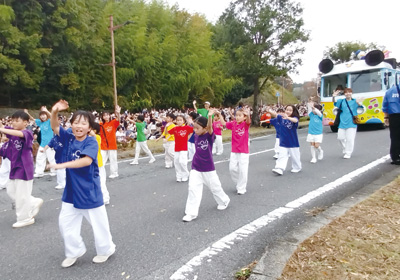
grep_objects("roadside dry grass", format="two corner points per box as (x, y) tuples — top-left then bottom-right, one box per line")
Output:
(278, 176), (400, 280)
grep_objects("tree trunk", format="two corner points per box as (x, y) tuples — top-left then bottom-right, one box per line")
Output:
(252, 78), (260, 126)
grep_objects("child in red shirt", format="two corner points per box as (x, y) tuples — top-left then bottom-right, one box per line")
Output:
(168, 115), (193, 182)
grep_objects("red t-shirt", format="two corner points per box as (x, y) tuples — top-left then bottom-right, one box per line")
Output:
(260, 113), (271, 123)
(99, 119), (120, 150)
(168, 125), (193, 152)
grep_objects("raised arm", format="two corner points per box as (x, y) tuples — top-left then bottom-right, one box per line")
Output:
(207, 109), (214, 134)
(244, 107), (251, 125)
(24, 109), (36, 121)
(115, 105), (121, 121)
(217, 111), (226, 126)
(0, 122), (24, 138)
(268, 109), (277, 118)
(193, 100), (198, 112)
(51, 100), (69, 136)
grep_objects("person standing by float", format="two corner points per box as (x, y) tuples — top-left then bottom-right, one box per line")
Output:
(382, 84), (400, 165)
(332, 88), (364, 159)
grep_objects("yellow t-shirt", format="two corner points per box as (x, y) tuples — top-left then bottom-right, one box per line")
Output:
(162, 123), (176, 142)
(95, 135), (103, 167)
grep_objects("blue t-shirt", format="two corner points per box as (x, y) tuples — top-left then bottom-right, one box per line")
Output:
(191, 132), (215, 172)
(308, 112), (323, 135)
(276, 115), (299, 148)
(58, 127), (103, 209)
(382, 85), (400, 114)
(35, 119), (54, 147)
(334, 99), (359, 129)
(47, 135), (64, 164)
(270, 117), (281, 138)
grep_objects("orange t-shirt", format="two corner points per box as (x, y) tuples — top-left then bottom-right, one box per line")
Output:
(99, 119), (120, 150)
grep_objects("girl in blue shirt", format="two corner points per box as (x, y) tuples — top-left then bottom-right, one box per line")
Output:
(269, 105), (302, 175)
(48, 100), (115, 268)
(307, 99), (324, 163)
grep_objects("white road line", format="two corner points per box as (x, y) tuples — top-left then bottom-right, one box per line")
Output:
(169, 154), (390, 280)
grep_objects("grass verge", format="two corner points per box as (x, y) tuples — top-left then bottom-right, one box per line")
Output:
(278, 176), (400, 279)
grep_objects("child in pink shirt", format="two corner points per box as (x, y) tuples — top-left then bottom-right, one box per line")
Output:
(224, 108), (251, 195)
(212, 111), (224, 155)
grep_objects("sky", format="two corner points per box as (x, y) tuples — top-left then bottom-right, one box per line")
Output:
(164, 0), (400, 83)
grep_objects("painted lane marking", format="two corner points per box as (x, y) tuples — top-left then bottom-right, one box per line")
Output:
(169, 154), (390, 280)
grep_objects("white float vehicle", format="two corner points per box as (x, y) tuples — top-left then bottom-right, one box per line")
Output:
(318, 50), (400, 132)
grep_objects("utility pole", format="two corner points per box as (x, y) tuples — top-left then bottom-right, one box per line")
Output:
(108, 16), (134, 110)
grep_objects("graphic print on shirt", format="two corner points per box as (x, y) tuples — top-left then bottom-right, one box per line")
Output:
(282, 119), (293, 129)
(13, 139), (23, 151)
(236, 127), (245, 137)
(198, 140), (209, 150)
(106, 126), (113, 133)
(179, 130), (187, 137)
(72, 150), (81, 160)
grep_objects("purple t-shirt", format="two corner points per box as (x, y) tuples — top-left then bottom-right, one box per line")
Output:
(0, 129), (34, 180)
(191, 132), (215, 172)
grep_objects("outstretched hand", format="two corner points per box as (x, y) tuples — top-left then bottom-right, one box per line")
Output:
(52, 100), (69, 112)
(115, 105), (121, 114)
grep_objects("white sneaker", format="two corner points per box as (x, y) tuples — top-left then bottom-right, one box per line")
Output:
(176, 178), (182, 182)
(237, 190), (246, 195)
(50, 172), (57, 177)
(61, 249), (86, 268)
(216, 153), (223, 155)
(13, 218), (35, 228)
(182, 215), (197, 222)
(291, 169), (301, 173)
(272, 168), (283, 175)
(149, 158), (156, 164)
(92, 247), (115, 264)
(55, 185), (64, 190)
(130, 161), (138, 165)
(181, 178), (188, 182)
(273, 154), (279, 159)
(343, 154), (351, 159)
(31, 198), (44, 218)
(217, 198), (230, 210)
(109, 174), (119, 179)
(318, 150), (324, 160)
(34, 173), (44, 178)
(310, 158), (317, 163)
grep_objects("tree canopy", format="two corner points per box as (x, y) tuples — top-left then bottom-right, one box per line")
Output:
(323, 41), (378, 64)
(212, 0), (309, 124)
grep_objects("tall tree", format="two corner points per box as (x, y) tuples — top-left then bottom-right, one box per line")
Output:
(213, 0), (309, 124)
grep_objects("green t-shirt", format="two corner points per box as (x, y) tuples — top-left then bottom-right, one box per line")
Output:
(136, 122), (147, 142)
(197, 108), (208, 118)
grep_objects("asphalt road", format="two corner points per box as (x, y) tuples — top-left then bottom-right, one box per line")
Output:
(0, 125), (396, 280)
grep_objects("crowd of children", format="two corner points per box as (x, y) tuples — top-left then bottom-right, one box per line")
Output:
(0, 97), (334, 267)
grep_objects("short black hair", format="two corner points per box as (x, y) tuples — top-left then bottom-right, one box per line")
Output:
(194, 116), (208, 128)
(70, 110), (95, 129)
(92, 122), (100, 134)
(189, 112), (198, 120)
(166, 113), (176, 120)
(137, 115), (144, 122)
(11, 110), (30, 121)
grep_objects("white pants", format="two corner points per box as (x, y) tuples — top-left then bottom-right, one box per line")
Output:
(188, 142), (195, 162)
(7, 179), (41, 222)
(101, 150), (118, 177)
(133, 141), (155, 163)
(0, 157), (11, 189)
(337, 127), (357, 156)
(174, 151), (189, 180)
(59, 202), (115, 258)
(35, 147), (56, 175)
(275, 147), (302, 171)
(163, 141), (175, 168)
(229, 153), (249, 194)
(56, 168), (66, 187)
(185, 170), (230, 217)
(212, 135), (223, 155)
(274, 138), (280, 155)
(99, 166), (110, 204)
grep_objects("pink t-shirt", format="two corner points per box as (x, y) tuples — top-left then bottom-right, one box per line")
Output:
(212, 121), (223, 136)
(225, 121), (250, 153)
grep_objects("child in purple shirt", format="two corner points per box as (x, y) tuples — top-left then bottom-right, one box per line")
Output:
(0, 110), (43, 228)
(183, 109), (230, 222)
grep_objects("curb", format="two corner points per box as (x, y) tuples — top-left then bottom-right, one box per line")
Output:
(249, 167), (400, 280)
